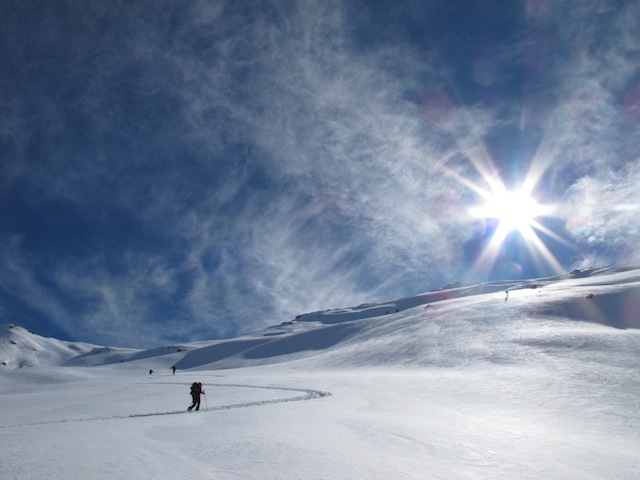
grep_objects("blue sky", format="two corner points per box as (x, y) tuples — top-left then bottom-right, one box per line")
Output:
(1, 0), (639, 348)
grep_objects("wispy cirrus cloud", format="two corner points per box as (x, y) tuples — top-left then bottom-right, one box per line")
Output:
(1, 0), (639, 347)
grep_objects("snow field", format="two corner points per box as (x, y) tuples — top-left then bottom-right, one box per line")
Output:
(1, 268), (640, 479)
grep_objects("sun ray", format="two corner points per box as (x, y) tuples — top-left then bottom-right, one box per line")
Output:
(435, 140), (573, 280)
(519, 224), (567, 273)
(438, 163), (489, 198)
(461, 143), (506, 196)
(471, 222), (511, 274)
(529, 219), (575, 250)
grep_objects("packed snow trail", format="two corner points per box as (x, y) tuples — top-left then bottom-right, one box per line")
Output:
(0, 382), (331, 429)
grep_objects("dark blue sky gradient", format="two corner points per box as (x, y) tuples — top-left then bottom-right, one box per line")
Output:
(1, 0), (639, 347)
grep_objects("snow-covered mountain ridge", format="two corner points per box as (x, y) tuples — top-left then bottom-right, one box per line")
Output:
(0, 324), (95, 369)
(0, 324), (200, 370)
(2, 266), (639, 371)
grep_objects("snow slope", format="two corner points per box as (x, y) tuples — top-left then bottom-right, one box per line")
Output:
(0, 324), (100, 368)
(1, 267), (639, 479)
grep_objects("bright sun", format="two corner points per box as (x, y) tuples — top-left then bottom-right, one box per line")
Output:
(469, 190), (546, 234)
(437, 141), (571, 278)
(465, 185), (566, 276)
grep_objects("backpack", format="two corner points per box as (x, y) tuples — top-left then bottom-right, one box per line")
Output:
(190, 382), (199, 395)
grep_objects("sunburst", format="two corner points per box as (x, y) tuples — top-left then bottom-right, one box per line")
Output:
(469, 189), (549, 235)
(439, 143), (572, 278)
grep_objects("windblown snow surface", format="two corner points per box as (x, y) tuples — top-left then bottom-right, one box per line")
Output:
(1, 267), (639, 479)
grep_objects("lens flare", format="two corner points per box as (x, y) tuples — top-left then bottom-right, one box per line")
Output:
(438, 141), (573, 280)
(469, 189), (549, 234)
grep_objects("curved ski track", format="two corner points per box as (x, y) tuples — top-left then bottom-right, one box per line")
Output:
(0, 383), (332, 429)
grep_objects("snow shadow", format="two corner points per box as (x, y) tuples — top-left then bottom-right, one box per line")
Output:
(176, 339), (271, 369)
(242, 323), (360, 359)
(529, 288), (640, 329)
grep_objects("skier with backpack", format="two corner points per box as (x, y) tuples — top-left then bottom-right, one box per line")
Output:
(188, 382), (205, 411)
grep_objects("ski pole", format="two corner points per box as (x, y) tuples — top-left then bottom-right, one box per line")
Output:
(204, 392), (208, 410)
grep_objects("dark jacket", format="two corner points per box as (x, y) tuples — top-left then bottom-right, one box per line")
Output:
(190, 382), (204, 397)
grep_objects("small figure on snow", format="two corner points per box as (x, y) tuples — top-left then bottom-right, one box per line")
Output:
(188, 382), (205, 411)
(171, 365), (177, 375)
(149, 369), (154, 375)
(505, 290), (509, 302)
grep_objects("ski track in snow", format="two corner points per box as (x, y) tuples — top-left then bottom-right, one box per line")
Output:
(0, 382), (332, 429)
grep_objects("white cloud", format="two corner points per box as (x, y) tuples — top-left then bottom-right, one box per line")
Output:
(2, 0), (640, 346)
(563, 171), (640, 263)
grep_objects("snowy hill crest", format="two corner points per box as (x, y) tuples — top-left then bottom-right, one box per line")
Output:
(2, 267), (640, 371)
(0, 324), (94, 368)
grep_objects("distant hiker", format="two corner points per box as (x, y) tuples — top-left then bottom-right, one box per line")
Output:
(505, 290), (509, 302)
(188, 382), (205, 411)
(171, 365), (177, 375)
(149, 369), (154, 375)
